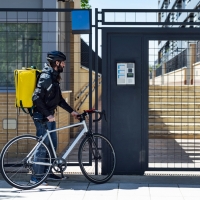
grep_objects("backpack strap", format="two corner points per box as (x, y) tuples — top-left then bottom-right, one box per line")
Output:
(20, 100), (34, 116)
(36, 71), (52, 88)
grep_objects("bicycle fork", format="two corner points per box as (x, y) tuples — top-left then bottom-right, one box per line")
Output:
(87, 133), (102, 175)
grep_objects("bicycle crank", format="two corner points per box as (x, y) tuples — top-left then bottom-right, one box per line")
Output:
(52, 158), (67, 173)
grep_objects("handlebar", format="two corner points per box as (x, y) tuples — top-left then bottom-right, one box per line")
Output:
(77, 109), (107, 122)
(33, 109), (106, 124)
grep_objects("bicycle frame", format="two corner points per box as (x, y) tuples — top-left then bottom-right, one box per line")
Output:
(27, 119), (88, 166)
(0, 109), (116, 190)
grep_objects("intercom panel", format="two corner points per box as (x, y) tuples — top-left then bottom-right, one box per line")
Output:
(117, 63), (135, 85)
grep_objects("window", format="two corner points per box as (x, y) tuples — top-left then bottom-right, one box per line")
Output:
(0, 23), (42, 88)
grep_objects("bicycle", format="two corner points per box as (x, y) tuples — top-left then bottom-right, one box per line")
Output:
(0, 109), (116, 190)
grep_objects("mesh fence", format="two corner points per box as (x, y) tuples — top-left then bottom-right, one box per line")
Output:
(149, 40), (200, 169)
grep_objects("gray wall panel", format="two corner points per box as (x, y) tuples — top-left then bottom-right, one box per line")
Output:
(1, 0), (42, 8)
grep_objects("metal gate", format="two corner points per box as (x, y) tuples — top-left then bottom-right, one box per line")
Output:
(1, 7), (200, 173)
(95, 8), (200, 173)
(148, 34), (200, 171)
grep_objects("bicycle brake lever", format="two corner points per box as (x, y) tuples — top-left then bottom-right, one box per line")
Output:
(93, 110), (107, 122)
(93, 111), (101, 122)
(102, 110), (107, 122)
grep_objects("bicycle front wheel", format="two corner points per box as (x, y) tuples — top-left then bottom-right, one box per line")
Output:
(78, 133), (116, 184)
(0, 135), (51, 190)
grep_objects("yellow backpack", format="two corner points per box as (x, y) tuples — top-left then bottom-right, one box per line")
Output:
(14, 67), (41, 115)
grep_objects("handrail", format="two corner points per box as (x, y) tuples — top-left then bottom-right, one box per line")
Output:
(75, 80), (95, 101)
(76, 87), (95, 111)
(76, 80), (102, 111)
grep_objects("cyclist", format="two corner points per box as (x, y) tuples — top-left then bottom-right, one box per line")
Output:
(30, 50), (79, 185)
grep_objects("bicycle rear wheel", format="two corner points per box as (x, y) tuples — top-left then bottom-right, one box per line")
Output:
(0, 135), (51, 190)
(78, 133), (116, 184)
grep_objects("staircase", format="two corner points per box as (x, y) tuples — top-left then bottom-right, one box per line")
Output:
(149, 85), (200, 139)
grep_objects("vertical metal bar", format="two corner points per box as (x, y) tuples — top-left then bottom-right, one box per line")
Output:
(95, 8), (99, 175)
(16, 11), (19, 138)
(102, 10), (105, 23)
(95, 8), (99, 131)
(6, 11), (8, 144)
(89, 9), (93, 130)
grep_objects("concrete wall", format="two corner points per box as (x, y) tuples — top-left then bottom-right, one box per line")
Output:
(0, 0), (42, 8)
(193, 62), (200, 85)
(149, 67), (187, 85)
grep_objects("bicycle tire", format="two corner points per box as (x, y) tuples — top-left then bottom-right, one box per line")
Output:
(0, 135), (51, 190)
(78, 133), (116, 184)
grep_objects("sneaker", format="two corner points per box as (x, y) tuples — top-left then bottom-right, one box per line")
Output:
(46, 173), (65, 181)
(30, 177), (48, 186)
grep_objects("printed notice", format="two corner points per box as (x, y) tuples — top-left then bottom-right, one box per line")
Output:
(117, 63), (126, 84)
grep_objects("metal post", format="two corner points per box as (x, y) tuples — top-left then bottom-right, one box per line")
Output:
(95, 8), (99, 133)
(89, 9), (93, 130)
(94, 8), (99, 175)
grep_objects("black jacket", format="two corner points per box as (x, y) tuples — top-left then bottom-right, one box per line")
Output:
(32, 63), (74, 117)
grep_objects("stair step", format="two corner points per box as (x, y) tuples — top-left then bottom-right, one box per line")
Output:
(149, 130), (200, 134)
(149, 92), (200, 96)
(149, 102), (200, 109)
(149, 96), (200, 102)
(149, 130), (200, 138)
(149, 122), (200, 131)
(149, 116), (200, 123)
(149, 85), (200, 90)
(149, 109), (200, 116)
(148, 86), (200, 137)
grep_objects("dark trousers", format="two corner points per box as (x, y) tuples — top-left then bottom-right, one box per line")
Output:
(32, 112), (57, 178)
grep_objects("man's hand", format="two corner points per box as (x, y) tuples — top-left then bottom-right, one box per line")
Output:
(47, 115), (55, 122)
(71, 111), (79, 119)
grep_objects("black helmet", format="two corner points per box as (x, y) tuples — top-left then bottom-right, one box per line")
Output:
(47, 51), (66, 62)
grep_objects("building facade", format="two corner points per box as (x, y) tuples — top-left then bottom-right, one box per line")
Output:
(157, 0), (200, 85)
(0, 0), (99, 155)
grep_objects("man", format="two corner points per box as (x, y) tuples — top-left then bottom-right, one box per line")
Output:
(30, 51), (78, 185)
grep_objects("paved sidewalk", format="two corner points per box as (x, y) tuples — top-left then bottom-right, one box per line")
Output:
(1, 172), (200, 200)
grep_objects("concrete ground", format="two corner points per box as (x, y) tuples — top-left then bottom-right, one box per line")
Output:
(1, 172), (200, 200)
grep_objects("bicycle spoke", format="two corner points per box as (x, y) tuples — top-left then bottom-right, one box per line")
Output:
(0, 135), (51, 190)
(78, 133), (116, 184)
